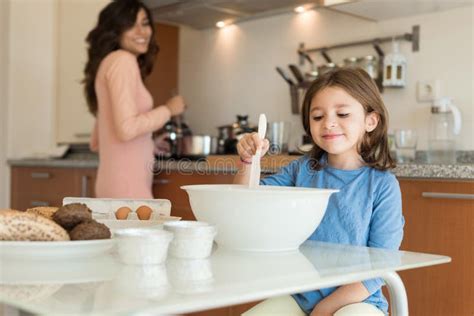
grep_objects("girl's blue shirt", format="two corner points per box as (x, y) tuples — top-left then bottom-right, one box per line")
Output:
(260, 155), (404, 314)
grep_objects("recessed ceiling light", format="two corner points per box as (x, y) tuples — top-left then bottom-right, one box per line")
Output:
(294, 6), (306, 13)
(216, 21), (226, 28)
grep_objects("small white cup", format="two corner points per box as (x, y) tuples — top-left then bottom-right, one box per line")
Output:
(114, 228), (173, 265)
(163, 221), (217, 259)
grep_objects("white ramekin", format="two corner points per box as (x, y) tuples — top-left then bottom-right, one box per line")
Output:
(114, 228), (173, 265)
(163, 221), (217, 259)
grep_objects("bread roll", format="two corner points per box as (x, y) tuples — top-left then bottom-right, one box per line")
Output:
(0, 210), (70, 241)
(26, 206), (59, 220)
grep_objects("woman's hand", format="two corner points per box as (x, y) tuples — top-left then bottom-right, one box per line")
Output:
(153, 133), (171, 155)
(165, 95), (186, 116)
(237, 132), (270, 163)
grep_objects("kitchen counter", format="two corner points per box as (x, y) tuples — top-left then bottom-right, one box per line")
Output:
(0, 241), (450, 315)
(8, 153), (474, 180)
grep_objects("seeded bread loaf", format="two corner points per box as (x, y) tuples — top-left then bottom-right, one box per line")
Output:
(0, 209), (70, 241)
(26, 207), (59, 220)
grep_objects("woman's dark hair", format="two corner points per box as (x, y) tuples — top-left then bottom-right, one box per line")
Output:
(301, 68), (395, 171)
(83, 0), (159, 116)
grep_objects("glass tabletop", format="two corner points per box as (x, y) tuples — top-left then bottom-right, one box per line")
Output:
(0, 240), (450, 315)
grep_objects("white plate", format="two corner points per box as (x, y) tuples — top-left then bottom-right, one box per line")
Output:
(0, 239), (115, 260)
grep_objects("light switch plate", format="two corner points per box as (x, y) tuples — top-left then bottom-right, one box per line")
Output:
(417, 80), (441, 102)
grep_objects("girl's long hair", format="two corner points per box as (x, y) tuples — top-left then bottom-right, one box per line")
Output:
(301, 68), (395, 171)
(83, 0), (159, 116)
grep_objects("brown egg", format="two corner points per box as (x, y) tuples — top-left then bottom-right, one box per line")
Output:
(115, 206), (132, 220)
(136, 205), (153, 220)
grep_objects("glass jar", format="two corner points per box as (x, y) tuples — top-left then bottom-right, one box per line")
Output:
(343, 57), (359, 68)
(359, 55), (378, 79)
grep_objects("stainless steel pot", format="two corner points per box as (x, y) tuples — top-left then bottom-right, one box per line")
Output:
(181, 135), (218, 156)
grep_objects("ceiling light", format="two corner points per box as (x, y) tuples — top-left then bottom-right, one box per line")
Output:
(294, 4), (316, 13)
(216, 21), (226, 28)
(294, 6), (306, 13)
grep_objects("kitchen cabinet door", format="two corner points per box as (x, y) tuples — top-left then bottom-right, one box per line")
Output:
(75, 168), (97, 199)
(398, 179), (474, 316)
(10, 167), (97, 210)
(153, 171), (234, 220)
(144, 23), (179, 107)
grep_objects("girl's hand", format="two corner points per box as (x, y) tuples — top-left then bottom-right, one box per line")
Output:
(165, 95), (186, 116)
(237, 132), (270, 163)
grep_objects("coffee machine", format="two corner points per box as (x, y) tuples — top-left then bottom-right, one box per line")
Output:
(217, 115), (256, 154)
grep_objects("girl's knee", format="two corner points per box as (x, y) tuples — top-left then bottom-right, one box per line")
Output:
(242, 295), (305, 316)
(334, 303), (384, 316)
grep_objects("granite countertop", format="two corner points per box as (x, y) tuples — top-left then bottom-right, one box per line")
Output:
(7, 152), (474, 180)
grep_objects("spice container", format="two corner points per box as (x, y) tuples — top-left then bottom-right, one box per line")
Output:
(114, 228), (173, 265)
(164, 221), (217, 259)
(383, 40), (407, 87)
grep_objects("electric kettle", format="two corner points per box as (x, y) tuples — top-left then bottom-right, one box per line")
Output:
(427, 97), (461, 164)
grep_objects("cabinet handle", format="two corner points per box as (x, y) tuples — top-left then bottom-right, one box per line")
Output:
(81, 175), (88, 197)
(74, 133), (91, 138)
(153, 179), (171, 185)
(31, 172), (51, 179)
(30, 200), (50, 207)
(421, 192), (474, 200)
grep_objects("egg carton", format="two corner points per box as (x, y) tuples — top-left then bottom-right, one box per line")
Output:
(62, 197), (172, 220)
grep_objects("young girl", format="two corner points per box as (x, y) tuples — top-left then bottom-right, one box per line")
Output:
(235, 68), (404, 316)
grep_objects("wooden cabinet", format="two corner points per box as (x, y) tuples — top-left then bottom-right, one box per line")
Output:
(10, 167), (96, 210)
(144, 23), (179, 107)
(152, 171), (234, 220)
(398, 179), (474, 316)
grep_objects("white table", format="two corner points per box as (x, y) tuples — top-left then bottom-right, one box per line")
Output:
(0, 241), (450, 316)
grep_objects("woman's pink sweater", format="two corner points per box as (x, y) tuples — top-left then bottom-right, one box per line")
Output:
(90, 50), (171, 198)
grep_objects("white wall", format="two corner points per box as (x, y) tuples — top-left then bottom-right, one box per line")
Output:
(7, 0), (56, 159)
(0, 0), (9, 208)
(3, 0), (57, 208)
(179, 6), (474, 150)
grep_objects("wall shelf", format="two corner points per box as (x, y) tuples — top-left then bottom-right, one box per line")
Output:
(296, 25), (419, 93)
(298, 25), (420, 64)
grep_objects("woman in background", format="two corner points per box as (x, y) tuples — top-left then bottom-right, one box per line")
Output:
(84, 0), (185, 198)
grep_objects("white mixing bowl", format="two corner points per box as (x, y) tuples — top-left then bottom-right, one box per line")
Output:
(181, 185), (338, 252)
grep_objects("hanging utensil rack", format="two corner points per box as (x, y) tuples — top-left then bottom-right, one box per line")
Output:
(297, 25), (420, 92)
(298, 25), (419, 63)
